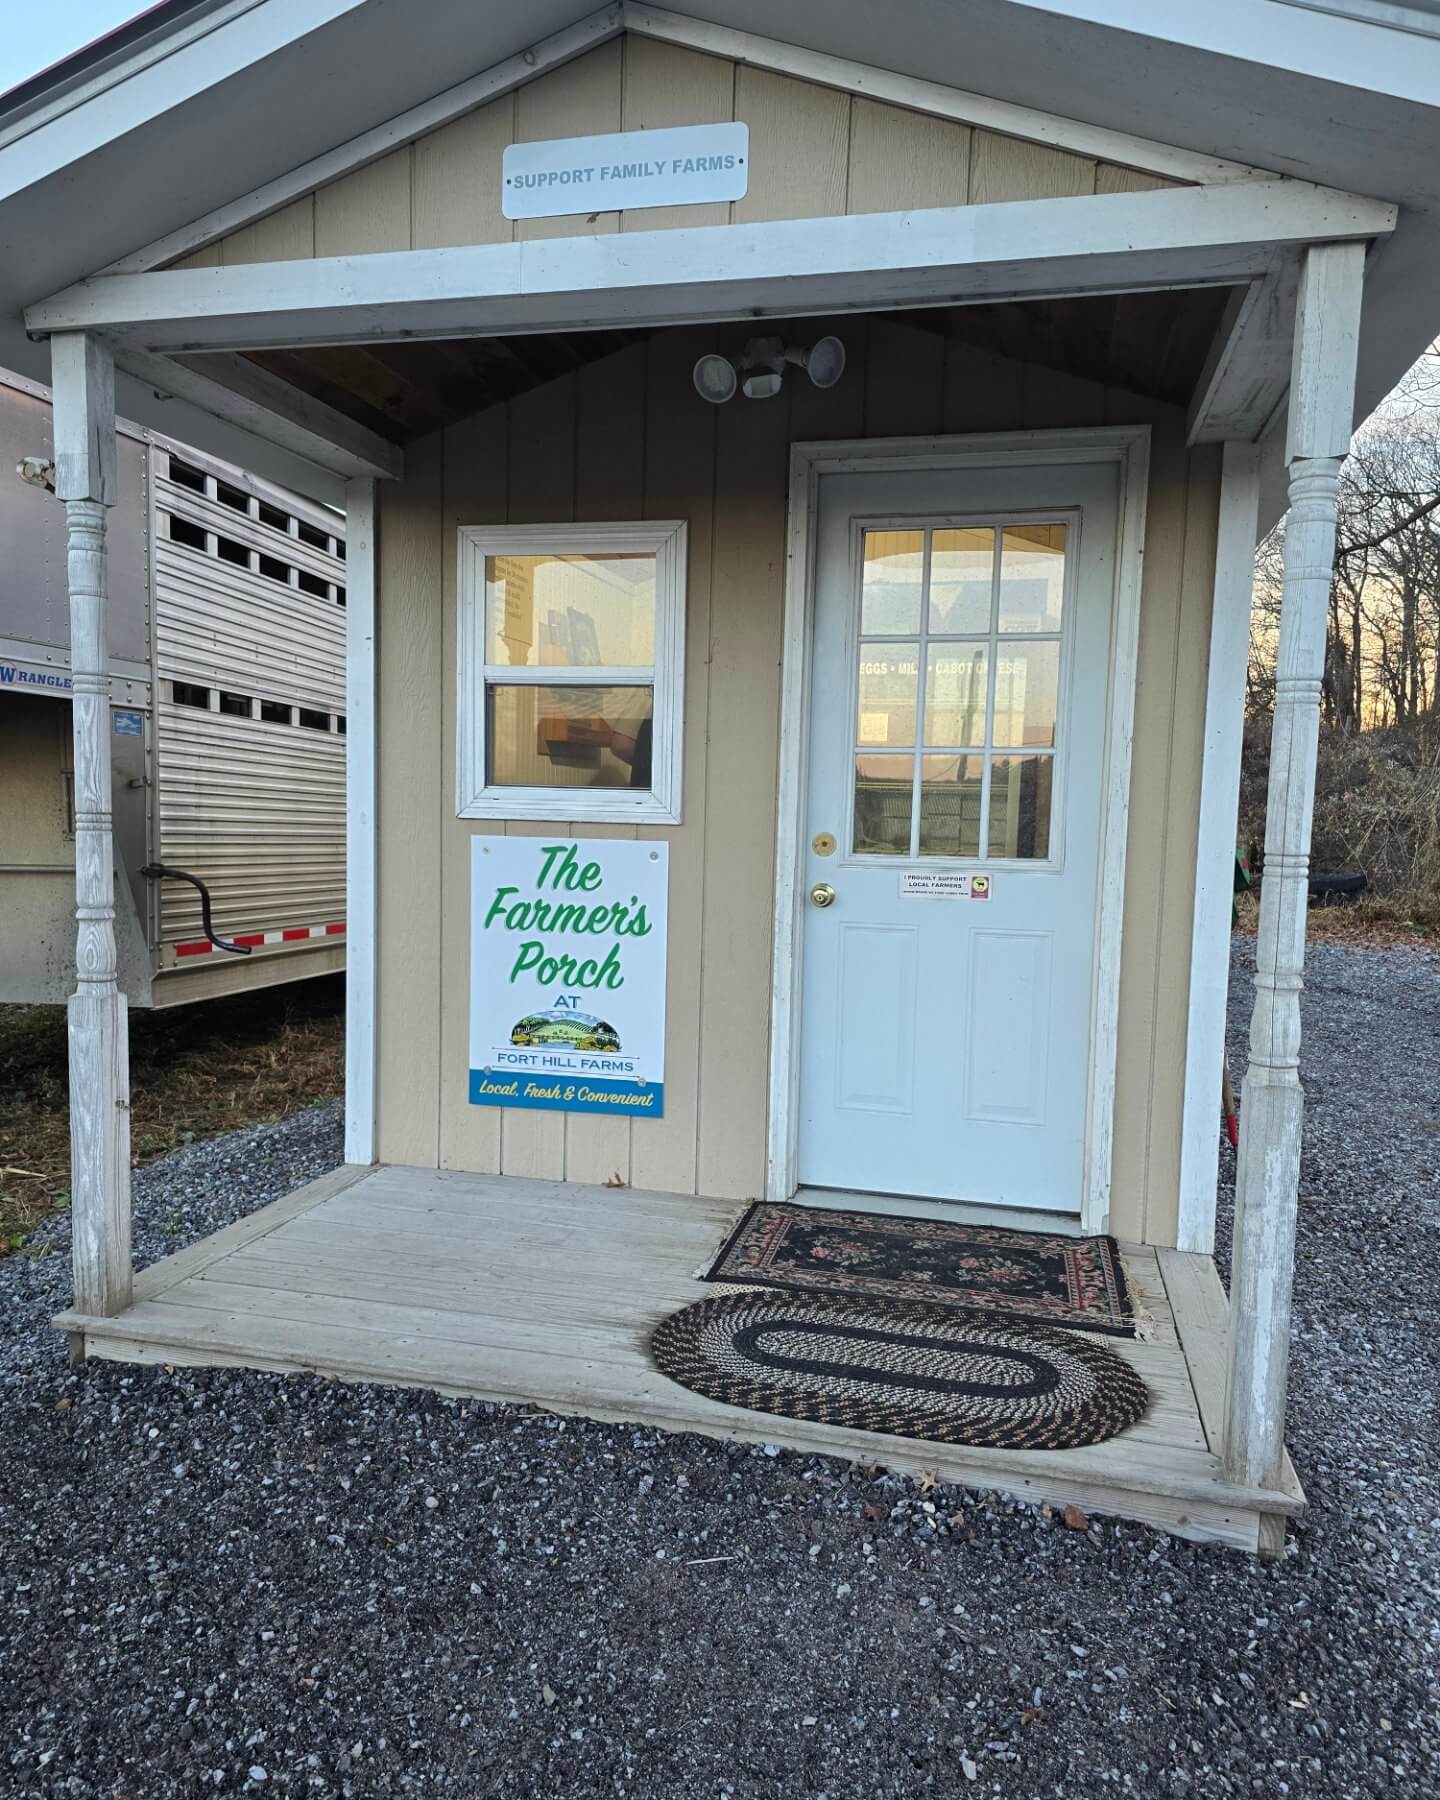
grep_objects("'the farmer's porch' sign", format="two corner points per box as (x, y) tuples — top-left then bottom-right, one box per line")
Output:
(469, 838), (669, 1117)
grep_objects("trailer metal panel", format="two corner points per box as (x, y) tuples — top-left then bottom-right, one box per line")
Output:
(0, 371), (346, 1007)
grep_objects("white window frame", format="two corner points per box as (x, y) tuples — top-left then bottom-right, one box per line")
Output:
(456, 520), (687, 823)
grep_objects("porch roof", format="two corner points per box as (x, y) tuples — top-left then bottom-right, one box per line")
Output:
(1, 0), (1439, 503)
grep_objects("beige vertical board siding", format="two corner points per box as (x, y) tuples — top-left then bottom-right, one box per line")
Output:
(864, 316), (946, 438)
(363, 326), (1217, 1243)
(0, 698), (70, 860)
(1141, 443), (1221, 1244)
(970, 130), (1096, 202)
(789, 316), (868, 444)
(497, 373), (577, 1180)
(375, 433), (443, 1166)
(621, 38), (735, 231)
(221, 197), (315, 265)
(564, 343), (649, 1186)
(197, 42), (1183, 267)
(314, 148), (412, 255)
(413, 98), (516, 249)
(631, 326), (719, 1194)
(170, 246), (220, 268)
(1021, 358), (1109, 432)
(1096, 166), (1175, 195)
(1109, 421), (1190, 1242)
(943, 339), (1026, 433)
(515, 38), (623, 242)
(732, 67), (848, 224)
(438, 406), (507, 1175)
(846, 98), (971, 215)
(695, 382), (791, 1199)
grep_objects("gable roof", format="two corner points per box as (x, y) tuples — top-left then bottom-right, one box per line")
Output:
(2, 0), (1437, 500)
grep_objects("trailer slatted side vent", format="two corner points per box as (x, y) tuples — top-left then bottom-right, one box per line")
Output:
(173, 682), (210, 709)
(155, 444), (346, 978)
(168, 459), (206, 494)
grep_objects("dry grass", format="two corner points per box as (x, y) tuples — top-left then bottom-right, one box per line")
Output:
(0, 976), (344, 1251)
(1240, 716), (1440, 935)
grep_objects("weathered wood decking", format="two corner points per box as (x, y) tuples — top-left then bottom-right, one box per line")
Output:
(55, 1165), (1305, 1554)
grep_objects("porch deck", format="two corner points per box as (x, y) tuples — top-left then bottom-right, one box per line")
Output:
(55, 1165), (1304, 1554)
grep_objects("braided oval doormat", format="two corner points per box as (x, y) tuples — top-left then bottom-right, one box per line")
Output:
(651, 1293), (1149, 1451)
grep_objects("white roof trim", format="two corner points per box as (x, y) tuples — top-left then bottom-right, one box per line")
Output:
(102, 4), (626, 275)
(98, 0), (1268, 282)
(627, 4), (1265, 184)
(28, 181), (1396, 353)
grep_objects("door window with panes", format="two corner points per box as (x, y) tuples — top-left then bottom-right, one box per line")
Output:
(849, 519), (1072, 863)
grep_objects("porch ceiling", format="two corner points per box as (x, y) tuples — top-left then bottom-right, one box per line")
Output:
(221, 288), (1234, 446)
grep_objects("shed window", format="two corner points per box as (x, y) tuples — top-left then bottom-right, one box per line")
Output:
(457, 522), (686, 824)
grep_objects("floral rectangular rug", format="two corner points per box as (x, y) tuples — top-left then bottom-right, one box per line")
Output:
(700, 1201), (1138, 1337)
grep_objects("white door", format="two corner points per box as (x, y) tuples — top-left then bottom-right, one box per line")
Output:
(795, 458), (1121, 1213)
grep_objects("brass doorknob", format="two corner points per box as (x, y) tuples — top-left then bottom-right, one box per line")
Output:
(810, 882), (837, 908)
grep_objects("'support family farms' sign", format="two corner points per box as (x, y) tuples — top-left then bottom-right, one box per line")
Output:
(469, 837), (669, 1118)
(501, 122), (748, 220)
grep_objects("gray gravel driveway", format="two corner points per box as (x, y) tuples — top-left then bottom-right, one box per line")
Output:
(2, 936), (1437, 1798)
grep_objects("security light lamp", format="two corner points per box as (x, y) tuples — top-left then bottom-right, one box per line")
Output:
(691, 333), (848, 404)
(692, 352), (738, 404)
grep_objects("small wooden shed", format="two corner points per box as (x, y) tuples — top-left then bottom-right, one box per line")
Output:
(5, 0), (1438, 1553)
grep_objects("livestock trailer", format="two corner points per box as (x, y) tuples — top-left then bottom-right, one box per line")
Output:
(0, 369), (346, 1006)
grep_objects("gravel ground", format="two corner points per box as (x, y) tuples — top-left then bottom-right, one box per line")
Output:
(2, 940), (1437, 1800)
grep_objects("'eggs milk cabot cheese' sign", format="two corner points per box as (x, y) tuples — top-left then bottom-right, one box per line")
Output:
(469, 838), (669, 1118)
(501, 122), (748, 220)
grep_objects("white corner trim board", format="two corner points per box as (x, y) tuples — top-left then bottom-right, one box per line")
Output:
(343, 476), (378, 1166)
(27, 182), (1397, 355)
(1178, 439), (1261, 1254)
(766, 427), (1151, 1235)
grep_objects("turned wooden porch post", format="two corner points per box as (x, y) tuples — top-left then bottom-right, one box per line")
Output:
(51, 332), (132, 1318)
(1223, 242), (1364, 1494)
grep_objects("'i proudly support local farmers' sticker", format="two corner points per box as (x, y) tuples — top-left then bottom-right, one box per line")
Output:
(468, 838), (669, 1118)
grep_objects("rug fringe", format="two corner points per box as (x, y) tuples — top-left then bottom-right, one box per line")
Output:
(1115, 1246), (1157, 1343)
(691, 1201), (757, 1283)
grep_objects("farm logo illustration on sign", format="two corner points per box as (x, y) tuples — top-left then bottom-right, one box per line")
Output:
(502, 122), (749, 220)
(469, 837), (668, 1117)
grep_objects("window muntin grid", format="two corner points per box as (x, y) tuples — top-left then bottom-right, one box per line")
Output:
(849, 521), (1070, 863)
